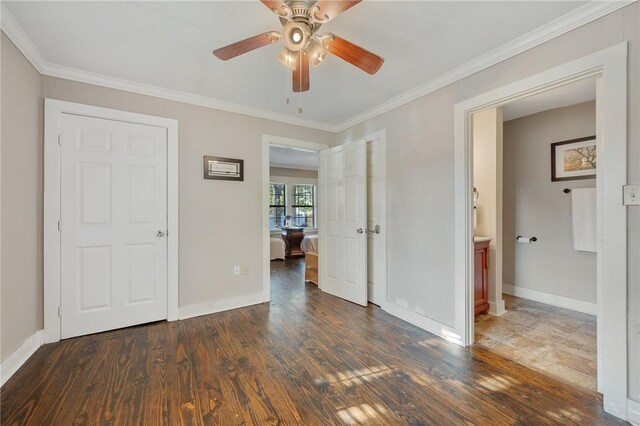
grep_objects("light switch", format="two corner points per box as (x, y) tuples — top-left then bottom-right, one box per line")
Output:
(623, 185), (640, 205)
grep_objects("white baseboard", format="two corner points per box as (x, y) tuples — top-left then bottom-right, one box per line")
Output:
(178, 292), (266, 320)
(382, 302), (463, 346)
(503, 284), (597, 315)
(628, 399), (640, 426)
(0, 330), (43, 387)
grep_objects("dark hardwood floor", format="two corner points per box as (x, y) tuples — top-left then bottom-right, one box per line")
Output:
(1, 258), (625, 425)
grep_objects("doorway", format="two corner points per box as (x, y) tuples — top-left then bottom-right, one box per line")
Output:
(261, 131), (387, 308)
(267, 142), (321, 289)
(454, 43), (628, 418)
(472, 80), (599, 392)
(44, 99), (179, 343)
(261, 135), (329, 302)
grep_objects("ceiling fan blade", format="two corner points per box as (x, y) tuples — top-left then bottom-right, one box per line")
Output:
(323, 35), (383, 75)
(312, 0), (361, 23)
(292, 51), (310, 92)
(260, 0), (291, 17)
(213, 32), (280, 61)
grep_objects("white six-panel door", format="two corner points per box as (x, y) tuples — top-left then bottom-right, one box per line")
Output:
(367, 138), (386, 305)
(319, 141), (368, 306)
(60, 113), (168, 339)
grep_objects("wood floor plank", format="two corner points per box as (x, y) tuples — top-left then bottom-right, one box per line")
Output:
(1, 258), (627, 425)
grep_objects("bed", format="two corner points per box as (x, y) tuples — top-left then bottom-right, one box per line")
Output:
(301, 235), (318, 254)
(270, 238), (285, 260)
(302, 235), (318, 284)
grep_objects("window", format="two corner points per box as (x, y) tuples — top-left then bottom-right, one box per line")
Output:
(269, 183), (286, 229)
(292, 185), (315, 228)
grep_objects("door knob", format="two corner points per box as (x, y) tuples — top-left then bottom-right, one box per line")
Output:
(356, 228), (364, 234)
(366, 225), (381, 235)
(157, 230), (166, 237)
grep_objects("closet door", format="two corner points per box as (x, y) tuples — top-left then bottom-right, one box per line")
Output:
(60, 113), (168, 339)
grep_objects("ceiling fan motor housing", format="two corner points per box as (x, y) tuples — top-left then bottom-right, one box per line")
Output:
(283, 21), (312, 51)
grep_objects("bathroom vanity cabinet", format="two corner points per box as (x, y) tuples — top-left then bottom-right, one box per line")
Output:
(474, 239), (491, 317)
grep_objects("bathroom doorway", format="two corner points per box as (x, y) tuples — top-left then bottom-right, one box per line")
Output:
(470, 80), (599, 392)
(453, 42), (628, 420)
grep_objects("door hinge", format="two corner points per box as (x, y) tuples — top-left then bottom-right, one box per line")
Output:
(57, 134), (61, 146)
(57, 306), (61, 318)
(57, 219), (61, 232)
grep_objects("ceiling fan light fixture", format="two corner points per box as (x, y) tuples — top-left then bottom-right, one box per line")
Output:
(277, 48), (297, 70)
(308, 40), (328, 67)
(283, 21), (311, 51)
(292, 29), (302, 43)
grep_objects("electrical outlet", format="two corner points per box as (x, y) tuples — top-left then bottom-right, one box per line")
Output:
(233, 265), (240, 276)
(623, 185), (640, 205)
(241, 264), (250, 275)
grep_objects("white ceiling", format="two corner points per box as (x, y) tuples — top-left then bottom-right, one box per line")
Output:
(502, 77), (596, 121)
(5, 1), (590, 127)
(270, 145), (319, 170)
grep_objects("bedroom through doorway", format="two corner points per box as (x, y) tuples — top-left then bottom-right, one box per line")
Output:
(268, 144), (321, 289)
(262, 132), (387, 308)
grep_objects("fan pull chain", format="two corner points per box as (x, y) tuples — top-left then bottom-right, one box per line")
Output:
(298, 52), (303, 114)
(285, 53), (290, 105)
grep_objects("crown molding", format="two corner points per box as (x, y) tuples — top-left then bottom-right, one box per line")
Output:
(0, 2), (46, 72)
(332, 0), (635, 132)
(41, 63), (336, 132)
(2, 1), (634, 134)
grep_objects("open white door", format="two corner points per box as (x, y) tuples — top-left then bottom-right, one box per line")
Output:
(319, 141), (368, 306)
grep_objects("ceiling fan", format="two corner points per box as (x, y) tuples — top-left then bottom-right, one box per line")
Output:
(212, 0), (384, 93)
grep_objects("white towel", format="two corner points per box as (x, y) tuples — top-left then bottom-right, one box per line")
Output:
(571, 188), (597, 252)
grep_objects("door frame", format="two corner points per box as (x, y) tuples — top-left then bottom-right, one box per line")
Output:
(261, 134), (329, 301)
(454, 42), (628, 418)
(44, 99), (179, 343)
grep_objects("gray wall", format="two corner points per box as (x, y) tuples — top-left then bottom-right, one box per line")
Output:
(503, 101), (596, 303)
(0, 32), (44, 361)
(336, 4), (639, 401)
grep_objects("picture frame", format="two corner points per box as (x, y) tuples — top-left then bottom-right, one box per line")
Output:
(550, 136), (596, 182)
(203, 156), (244, 181)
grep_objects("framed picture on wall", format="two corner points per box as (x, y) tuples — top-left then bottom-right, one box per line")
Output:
(203, 156), (244, 181)
(550, 136), (596, 181)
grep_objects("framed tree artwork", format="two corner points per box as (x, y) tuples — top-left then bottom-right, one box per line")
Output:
(550, 136), (596, 181)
